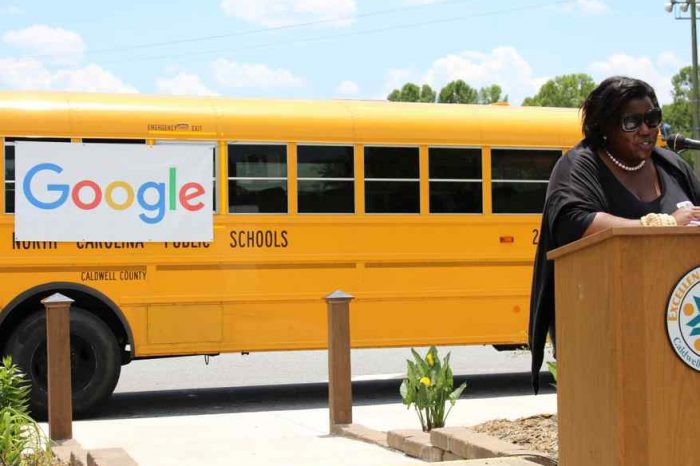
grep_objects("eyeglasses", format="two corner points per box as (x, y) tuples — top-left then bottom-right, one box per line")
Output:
(620, 108), (662, 132)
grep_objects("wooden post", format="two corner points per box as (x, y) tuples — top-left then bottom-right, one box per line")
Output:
(41, 293), (74, 441)
(325, 290), (354, 433)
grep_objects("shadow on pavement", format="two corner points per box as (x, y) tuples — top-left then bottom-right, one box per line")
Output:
(89, 371), (555, 421)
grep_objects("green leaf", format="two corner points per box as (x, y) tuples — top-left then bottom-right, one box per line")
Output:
(448, 382), (467, 404)
(400, 379), (411, 404)
(411, 348), (430, 375)
(406, 361), (416, 381)
(547, 361), (558, 383)
(442, 351), (451, 367)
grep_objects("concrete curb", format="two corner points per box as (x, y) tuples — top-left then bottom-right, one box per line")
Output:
(52, 440), (138, 466)
(335, 423), (553, 465)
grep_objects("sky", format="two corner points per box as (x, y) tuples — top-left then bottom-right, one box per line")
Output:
(0, 0), (695, 105)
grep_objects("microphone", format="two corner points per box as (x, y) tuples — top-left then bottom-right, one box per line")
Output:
(665, 133), (700, 151)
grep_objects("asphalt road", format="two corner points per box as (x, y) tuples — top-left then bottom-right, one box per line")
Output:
(92, 345), (555, 420)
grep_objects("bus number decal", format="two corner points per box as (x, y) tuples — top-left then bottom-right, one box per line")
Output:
(229, 230), (288, 248)
(531, 228), (540, 245)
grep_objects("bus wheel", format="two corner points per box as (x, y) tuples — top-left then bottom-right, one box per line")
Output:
(5, 308), (121, 419)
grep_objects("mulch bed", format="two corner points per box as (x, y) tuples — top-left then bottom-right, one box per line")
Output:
(471, 414), (558, 460)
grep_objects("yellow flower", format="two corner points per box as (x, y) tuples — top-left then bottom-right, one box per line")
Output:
(426, 353), (435, 367)
(419, 376), (431, 387)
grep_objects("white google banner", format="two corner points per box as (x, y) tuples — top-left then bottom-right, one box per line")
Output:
(14, 142), (213, 242)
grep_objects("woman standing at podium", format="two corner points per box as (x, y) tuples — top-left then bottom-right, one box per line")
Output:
(529, 76), (700, 392)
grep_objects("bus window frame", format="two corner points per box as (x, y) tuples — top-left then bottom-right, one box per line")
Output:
(2, 140), (11, 215)
(363, 144), (421, 215)
(226, 141), (289, 215)
(296, 142), (355, 216)
(490, 146), (562, 215)
(427, 145), (483, 215)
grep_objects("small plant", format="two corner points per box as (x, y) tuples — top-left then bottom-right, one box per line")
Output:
(0, 356), (53, 466)
(399, 346), (466, 432)
(0, 356), (31, 414)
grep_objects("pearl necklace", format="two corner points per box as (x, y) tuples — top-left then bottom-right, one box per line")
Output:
(604, 149), (645, 172)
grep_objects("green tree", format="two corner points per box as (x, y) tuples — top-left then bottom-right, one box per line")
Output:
(387, 89), (401, 101)
(388, 80), (506, 105)
(387, 83), (420, 102)
(662, 66), (696, 136)
(419, 84), (436, 103)
(438, 79), (478, 104)
(662, 66), (698, 167)
(522, 73), (595, 107)
(388, 83), (436, 102)
(477, 84), (507, 104)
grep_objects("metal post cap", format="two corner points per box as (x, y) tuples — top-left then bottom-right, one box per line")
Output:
(325, 290), (354, 301)
(41, 293), (75, 305)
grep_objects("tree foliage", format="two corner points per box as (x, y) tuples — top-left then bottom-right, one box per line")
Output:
(387, 80), (506, 104)
(437, 79), (478, 104)
(662, 65), (696, 136)
(522, 73), (595, 108)
(388, 83), (419, 102)
(478, 84), (508, 104)
(662, 65), (699, 167)
(388, 83), (436, 103)
(419, 84), (436, 103)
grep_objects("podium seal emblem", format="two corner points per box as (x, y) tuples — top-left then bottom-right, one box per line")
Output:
(666, 266), (700, 371)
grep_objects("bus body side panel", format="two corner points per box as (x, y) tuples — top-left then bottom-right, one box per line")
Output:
(0, 216), (538, 357)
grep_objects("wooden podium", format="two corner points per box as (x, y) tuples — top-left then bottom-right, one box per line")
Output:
(548, 227), (700, 466)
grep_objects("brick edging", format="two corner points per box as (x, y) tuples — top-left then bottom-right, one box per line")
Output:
(334, 423), (554, 465)
(52, 440), (138, 466)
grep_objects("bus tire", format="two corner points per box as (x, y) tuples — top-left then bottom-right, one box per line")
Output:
(5, 308), (121, 419)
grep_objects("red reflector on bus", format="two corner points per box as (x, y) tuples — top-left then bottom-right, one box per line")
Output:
(499, 236), (514, 243)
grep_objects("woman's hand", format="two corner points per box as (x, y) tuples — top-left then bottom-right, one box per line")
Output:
(671, 206), (700, 226)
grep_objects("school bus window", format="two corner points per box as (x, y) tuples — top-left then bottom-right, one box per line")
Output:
(491, 148), (561, 214)
(298, 145), (354, 214)
(429, 147), (482, 214)
(365, 146), (419, 214)
(4, 144), (14, 214)
(228, 144), (287, 214)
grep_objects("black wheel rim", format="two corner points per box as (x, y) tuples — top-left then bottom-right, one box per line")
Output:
(29, 335), (97, 393)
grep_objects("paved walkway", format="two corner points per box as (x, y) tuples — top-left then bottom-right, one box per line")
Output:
(44, 394), (557, 466)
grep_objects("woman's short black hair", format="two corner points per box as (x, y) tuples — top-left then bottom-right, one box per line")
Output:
(581, 76), (660, 149)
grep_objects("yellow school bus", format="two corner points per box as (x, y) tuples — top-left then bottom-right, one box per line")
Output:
(0, 91), (581, 415)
